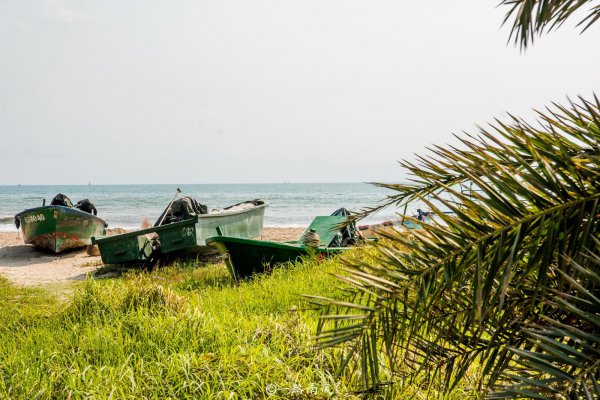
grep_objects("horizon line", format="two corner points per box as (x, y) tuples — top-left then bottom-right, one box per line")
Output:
(0, 181), (395, 187)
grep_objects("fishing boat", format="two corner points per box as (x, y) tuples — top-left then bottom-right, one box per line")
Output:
(15, 196), (107, 253)
(356, 209), (437, 237)
(206, 214), (356, 280)
(92, 197), (268, 265)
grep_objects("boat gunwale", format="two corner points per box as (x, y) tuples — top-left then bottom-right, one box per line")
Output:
(15, 205), (107, 226)
(199, 201), (268, 219)
(92, 202), (268, 245)
(205, 235), (348, 253)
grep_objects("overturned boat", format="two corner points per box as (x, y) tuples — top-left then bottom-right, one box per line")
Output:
(92, 196), (268, 265)
(15, 194), (107, 253)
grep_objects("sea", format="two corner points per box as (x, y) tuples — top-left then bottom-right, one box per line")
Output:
(0, 183), (425, 231)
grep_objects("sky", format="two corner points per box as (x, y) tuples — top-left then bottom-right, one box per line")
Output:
(0, 0), (599, 185)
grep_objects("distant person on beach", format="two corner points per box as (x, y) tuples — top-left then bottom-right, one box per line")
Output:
(416, 209), (432, 221)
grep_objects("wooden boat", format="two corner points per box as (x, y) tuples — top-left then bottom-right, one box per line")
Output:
(92, 199), (268, 265)
(206, 215), (352, 280)
(15, 205), (107, 253)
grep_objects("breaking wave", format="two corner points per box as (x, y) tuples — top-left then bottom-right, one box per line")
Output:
(0, 215), (15, 224)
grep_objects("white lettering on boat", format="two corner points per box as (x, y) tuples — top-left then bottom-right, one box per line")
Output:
(24, 213), (45, 223)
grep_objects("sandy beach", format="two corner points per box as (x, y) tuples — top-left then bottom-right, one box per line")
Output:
(0, 227), (305, 287)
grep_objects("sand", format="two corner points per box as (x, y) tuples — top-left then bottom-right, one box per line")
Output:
(0, 227), (306, 287)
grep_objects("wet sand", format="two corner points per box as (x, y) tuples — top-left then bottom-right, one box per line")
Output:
(0, 227), (306, 287)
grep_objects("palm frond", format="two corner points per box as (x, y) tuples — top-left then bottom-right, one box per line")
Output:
(498, 0), (600, 49)
(315, 95), (600, 397)
(490, 247), (600, 398)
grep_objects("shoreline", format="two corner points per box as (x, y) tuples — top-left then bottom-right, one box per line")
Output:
(0, 227), (306, 287)
(0, 224), (311, 233)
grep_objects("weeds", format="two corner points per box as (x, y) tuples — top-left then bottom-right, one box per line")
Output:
(0, 248), (477, 398)
(0, 256), (356, 399)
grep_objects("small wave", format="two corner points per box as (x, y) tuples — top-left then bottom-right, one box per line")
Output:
(0, 215), (16, 224)
(0, 224), (18, 232)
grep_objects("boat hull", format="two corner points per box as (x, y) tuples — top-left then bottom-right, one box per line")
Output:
(93, 202), (267, 264)
(206, 236), (348, 280)
(16, 206), (107, 253)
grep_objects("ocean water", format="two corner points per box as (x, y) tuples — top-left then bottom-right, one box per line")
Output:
(0, 183), (423, 231)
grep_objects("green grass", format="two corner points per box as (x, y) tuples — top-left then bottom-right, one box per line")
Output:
(0, 251), (480, 399)
(0, 256), (355, 399)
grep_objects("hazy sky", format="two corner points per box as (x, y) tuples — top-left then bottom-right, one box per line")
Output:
(1, 0), (598, 184)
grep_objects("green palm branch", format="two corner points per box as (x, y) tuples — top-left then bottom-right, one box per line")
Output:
(490, 246), (600, 398)
(499, 0), (600, 48)
(314, 95), (600, 397)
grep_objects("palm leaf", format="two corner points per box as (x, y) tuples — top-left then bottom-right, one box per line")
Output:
(491, 249), (600, 398)
(315, 95), (600, 397)
(498, 0), (600, 48)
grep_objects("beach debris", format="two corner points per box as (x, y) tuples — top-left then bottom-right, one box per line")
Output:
(86, 244), (100, 256)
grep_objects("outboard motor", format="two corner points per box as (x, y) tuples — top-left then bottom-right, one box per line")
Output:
(158, 196), (208, 225)
(329, 207), (359, 247)
(75, 199), (98, 215)
(50, 193), (74, 208)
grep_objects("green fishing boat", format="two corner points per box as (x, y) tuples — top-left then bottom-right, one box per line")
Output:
(206, 214), (356, 280)
(92, 198), (268, 265)
(15, 205), (107, 253)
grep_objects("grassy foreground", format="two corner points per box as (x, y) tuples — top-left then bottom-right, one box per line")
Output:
(0, 255), (357, 399)
(0, 252), (477, 399)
